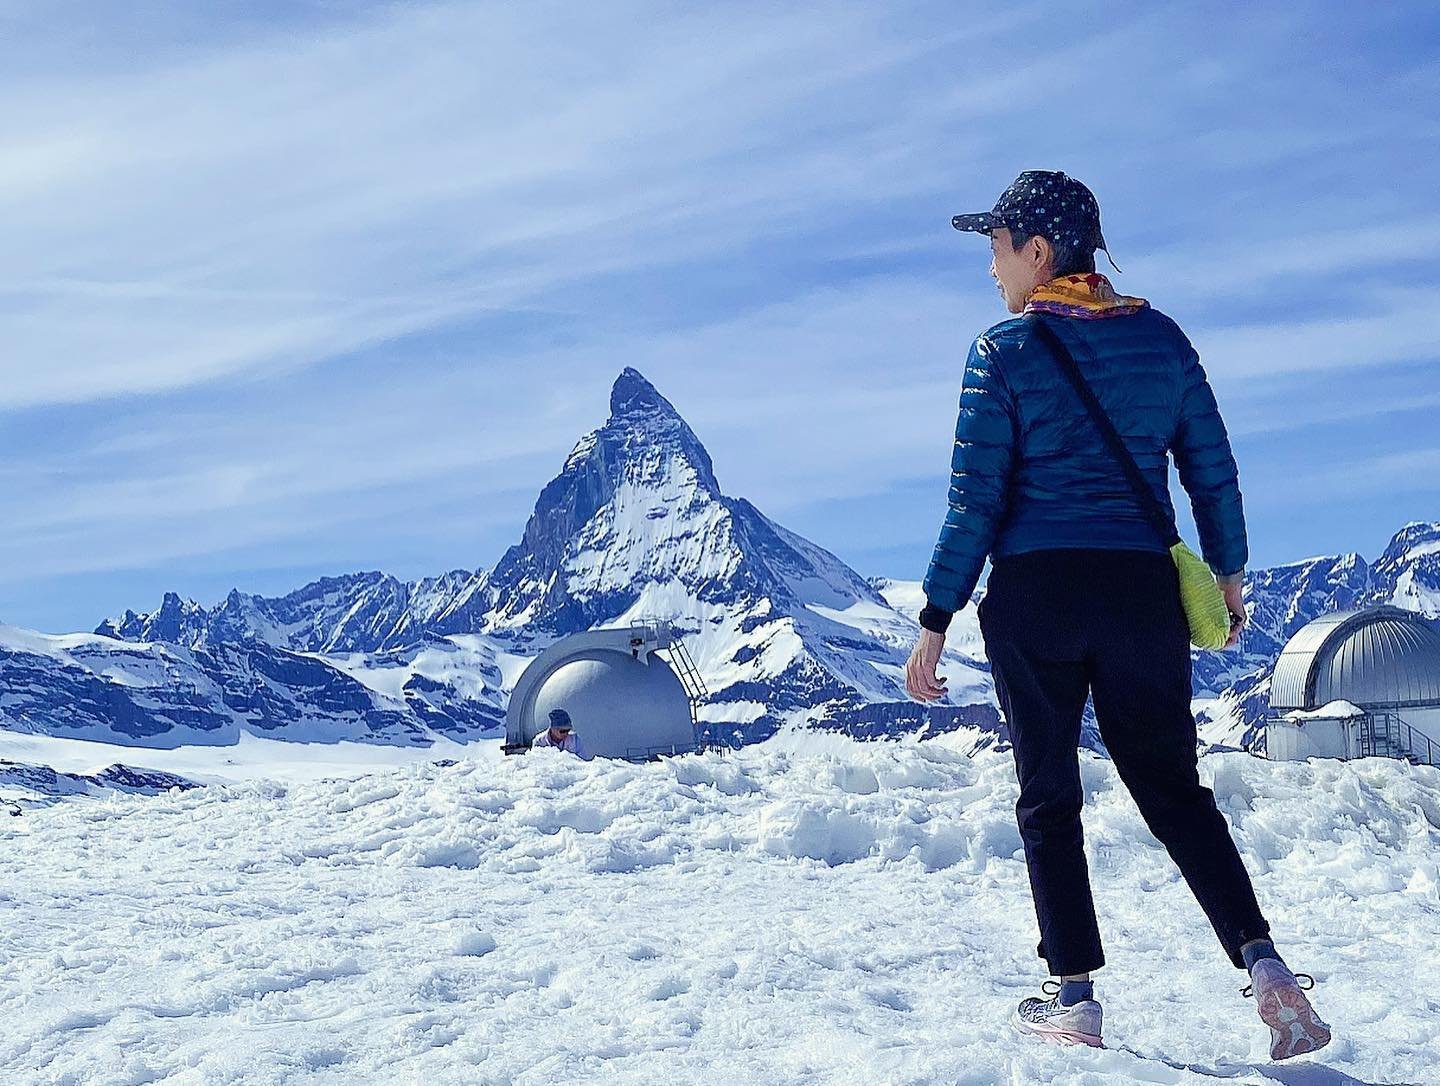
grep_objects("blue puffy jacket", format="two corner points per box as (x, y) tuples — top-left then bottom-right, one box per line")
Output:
(921, 305), (1247, 618)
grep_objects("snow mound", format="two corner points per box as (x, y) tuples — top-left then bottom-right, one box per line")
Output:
(1, 734), (1436, 1083)
(1284, 699), (1366, 720)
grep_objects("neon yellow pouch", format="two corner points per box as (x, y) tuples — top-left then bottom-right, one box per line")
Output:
(1171, 541), (1231, 649)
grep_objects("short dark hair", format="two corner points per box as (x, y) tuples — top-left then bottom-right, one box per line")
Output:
(1010, 229), (1096, 277)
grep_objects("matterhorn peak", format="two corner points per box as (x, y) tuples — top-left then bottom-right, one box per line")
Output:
(609, 367), (677, 421)
(591, 368), (719, 495)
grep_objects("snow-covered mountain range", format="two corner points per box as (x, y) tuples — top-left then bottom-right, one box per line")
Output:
(2, 367), (1436, 755)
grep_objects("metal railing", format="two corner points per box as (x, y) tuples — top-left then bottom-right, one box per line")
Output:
(1398, 718), (1438, 766)
(623, 741), (704, 761)
(1358, 711), (1437, 766)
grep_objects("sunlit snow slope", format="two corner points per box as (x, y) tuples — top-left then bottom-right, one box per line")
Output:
(2, 733), (1436, 1084)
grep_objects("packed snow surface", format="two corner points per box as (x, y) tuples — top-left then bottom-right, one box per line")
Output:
(2, 731), (1438, 1084)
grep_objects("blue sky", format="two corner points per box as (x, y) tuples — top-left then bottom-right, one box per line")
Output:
(0, 0), (1437, 633)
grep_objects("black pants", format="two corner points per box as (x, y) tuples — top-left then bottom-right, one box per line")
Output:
(978, 548), (1271, 976)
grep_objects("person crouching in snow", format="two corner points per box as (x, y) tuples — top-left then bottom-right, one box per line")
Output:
(904, 170), (1330, 1061)
(530, 708), (591, 760)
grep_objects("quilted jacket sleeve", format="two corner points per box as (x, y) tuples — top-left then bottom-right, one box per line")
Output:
(921, 333), (1019, 620)
(1170, 330), (1248, 582)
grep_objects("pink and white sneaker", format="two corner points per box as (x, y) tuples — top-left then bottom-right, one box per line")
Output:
(1243, 959), (1332, 1061)
(1011, 981), (1103, 1048)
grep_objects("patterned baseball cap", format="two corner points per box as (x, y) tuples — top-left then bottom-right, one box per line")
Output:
(951, 170), (1112, 261)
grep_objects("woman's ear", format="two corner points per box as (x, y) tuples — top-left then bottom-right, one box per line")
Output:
(1031, 235), (1051, 270)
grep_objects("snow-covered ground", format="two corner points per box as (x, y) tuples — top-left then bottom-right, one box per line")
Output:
(2, 732), (1437, 1085)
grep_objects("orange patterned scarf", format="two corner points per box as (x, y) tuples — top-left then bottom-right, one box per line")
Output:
(1023, 272), (1148, 319)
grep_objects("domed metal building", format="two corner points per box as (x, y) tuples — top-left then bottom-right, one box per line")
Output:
(1267, 605), (1440, 764)
(503, 621), (707, 762)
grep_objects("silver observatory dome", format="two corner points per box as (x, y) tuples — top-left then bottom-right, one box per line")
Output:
(1270, 605), (1440, 712)
(504, 621), (706, 761)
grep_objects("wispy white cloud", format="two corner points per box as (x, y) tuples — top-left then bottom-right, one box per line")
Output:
(1266, 447), (1440, 505)
(1195, 286), (1440, 381)
(1140, 215), (1440, 298)
(0, 1), (1040, 409)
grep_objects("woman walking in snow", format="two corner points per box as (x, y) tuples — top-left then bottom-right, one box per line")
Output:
(905, 170), (1330, 1061)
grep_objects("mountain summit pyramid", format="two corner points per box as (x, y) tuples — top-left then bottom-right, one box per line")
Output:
(486, 366), (876, 630)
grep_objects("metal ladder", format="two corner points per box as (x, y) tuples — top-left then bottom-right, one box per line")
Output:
(626, 617), (709, 728)
(663, 636), (709, 724)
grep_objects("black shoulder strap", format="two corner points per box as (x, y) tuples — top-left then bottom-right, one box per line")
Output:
(1023, 313), (1180, 548)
